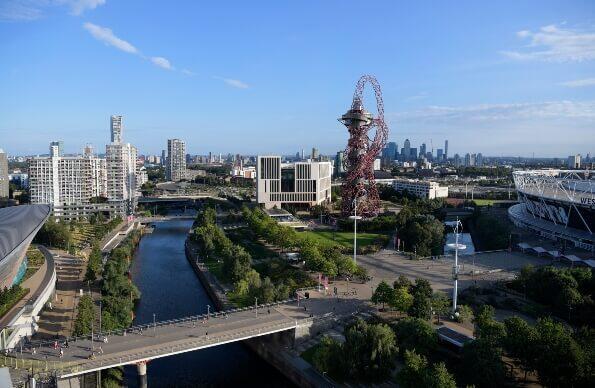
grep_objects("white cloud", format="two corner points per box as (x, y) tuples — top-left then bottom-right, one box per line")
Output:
(0, 0), (104, 21)
(559, 78), (595, 88)
(181, 69), (196, 76)
(0, 2), (43, 21)
(219, 77), (249, 89)
(150, 56), (173, 70)
(393, 100), (595, 122)
(83, 22), (138, 54)
(64, 0), (106, 16)
(405, 92), (428, 102)
(501, 24), (595, 62)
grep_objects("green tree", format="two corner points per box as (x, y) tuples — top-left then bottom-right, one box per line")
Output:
(411, 278), (432, 299)
(343, 318), (398, 381)
(474, 305), (506, 346)
(84, 245), (103, 283)
(398, 350), (456, 388)
(409, 292), (432, 320)
(532, 317), (589, 387)
(311, 336), (344, 378)
(390, 286), (413, 313)
(371, 281), (394, 310)
(503, 316), (537, 381)
(455, 304), (473, 323)
(461, 338), (507, 388)
(431, 291), (450, 323)
(393, 275), (412, 291)
(394, 317), (438, 357)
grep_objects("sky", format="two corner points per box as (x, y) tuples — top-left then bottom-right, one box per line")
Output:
(0, 0), (594, 158)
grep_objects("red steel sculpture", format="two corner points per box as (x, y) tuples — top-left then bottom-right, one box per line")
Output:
(340, 75), (389, 217)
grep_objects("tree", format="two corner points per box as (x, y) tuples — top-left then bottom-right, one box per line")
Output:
(393, 275), (412, 291)
(431, 291), (450, 323)
(84, 245), (103, 283)
(371, 281), (394, 310)
(461, 338), (507, 388)
(411, 278), (432, 299)
(474, 305), (506, 346)
(532, 317), (589, 387)
(398, 350), (456, 388)
(343, 319), (397, 381)
(390, 286), (413, 313)
(503, 316), (537, 381)
(455, 304), (473, 323)
(409, 292), (432, 320)
(311, 336), (344, 378)
(394, 317), (438, 357)
(400, 215), (444, 257)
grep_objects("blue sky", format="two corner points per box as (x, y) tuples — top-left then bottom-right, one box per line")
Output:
(0, 0), (594, 157)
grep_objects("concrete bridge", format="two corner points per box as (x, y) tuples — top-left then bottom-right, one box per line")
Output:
(3, 290), (367, 384)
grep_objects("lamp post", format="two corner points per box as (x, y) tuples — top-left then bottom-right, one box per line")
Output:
(446, 219), (466, 314)
(254, 297), (258, 318)
(153, 313), (156, 334)
(349, 189), (366, 266)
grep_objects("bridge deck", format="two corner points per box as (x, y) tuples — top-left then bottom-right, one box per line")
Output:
(4, 291), (368, 378)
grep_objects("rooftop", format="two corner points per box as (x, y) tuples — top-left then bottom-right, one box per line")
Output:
(0, 205), (51, 260)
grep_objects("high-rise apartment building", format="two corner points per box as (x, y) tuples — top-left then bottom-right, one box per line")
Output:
(0, 149), (8, 198)
(568, 154), (581, 169)
(110, 115), (123, 143)
(437, 149), (443, 161)
(166, 139), (187, 181)
(29, 143), (109, 219)
(106, 115), (137, 215)
(476, 153), (484, 167)
(256, 156), (331, 209)
(419, 143), (426, 158)
(444, 140), (448, 161)
(50, 141), (64, 157)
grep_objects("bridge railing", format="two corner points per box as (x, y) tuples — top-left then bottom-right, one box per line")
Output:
(56, 319), (301, 377)
(11, 298), (298, 353)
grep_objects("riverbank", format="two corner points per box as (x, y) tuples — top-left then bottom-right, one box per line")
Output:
(184, 232), (330, 388)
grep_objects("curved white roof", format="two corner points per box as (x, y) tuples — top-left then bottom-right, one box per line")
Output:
(0, 205), (51, 260)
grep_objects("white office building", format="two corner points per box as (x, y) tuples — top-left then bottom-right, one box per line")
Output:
(28, 143), (112, 219)
(166, 139), (187, 181)
(256, 156), (332, 209)
(393, 178), (449, 199)
(568, 154), (581, 169)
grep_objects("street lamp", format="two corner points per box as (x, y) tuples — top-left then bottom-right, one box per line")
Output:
(446, 219), (466, 314)
(349, 189), (366, 266)
(153, 313), (156, 334)
(254, 297), (258, 318)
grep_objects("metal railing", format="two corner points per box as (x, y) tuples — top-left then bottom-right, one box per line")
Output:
(7, 298), (298, 352)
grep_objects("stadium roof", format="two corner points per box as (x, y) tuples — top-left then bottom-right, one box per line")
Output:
(0, 205), (51, 260)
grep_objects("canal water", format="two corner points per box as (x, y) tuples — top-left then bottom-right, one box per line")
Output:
(123, 220), (292, 387)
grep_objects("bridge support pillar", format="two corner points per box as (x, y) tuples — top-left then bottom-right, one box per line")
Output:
(137, 361), (148, 388)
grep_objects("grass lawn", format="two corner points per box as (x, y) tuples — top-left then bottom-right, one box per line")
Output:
(473, 199), (500, 206)
(226, 227), (278, 260)
(299, 230), (386, 250)
(203, 256), (224, 281)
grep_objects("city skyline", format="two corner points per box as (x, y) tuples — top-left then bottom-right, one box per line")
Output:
(1, 1), (594, 156)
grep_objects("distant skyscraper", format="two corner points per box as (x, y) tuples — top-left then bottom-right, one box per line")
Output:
(301, 149), (304, 160)
(444, 140), (448, 161)
(50, 141), (64, 156)
(311, 147), (319, 160)
(568, 154), (581, 169)
(110, 115), (123, 143)
(437, 149), (443, 161)
(476, 153), (484, 167)
(464, 153), (471, 167)
(454, 153), (461, 167)
(410, 148), (418, 160)
(420, 143), (426, 158)
(166, 139), (187, 182)
(335, 151), (345, 177)
(0, 149), (8, 198)
(403, 139), (411, 160)
(161, 149), (166, 166)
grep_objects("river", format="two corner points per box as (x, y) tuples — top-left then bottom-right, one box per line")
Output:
(122, 219), (292, 387)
